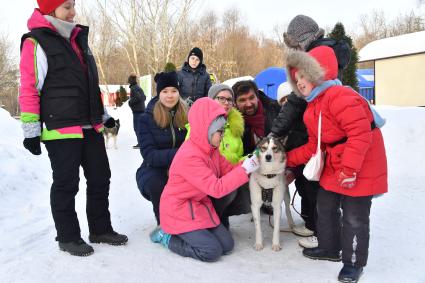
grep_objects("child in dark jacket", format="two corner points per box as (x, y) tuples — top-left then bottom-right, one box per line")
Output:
(271, 83), (320, 248)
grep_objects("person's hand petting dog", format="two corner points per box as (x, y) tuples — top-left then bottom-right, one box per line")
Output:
(338, 168), (357, 188)
(242, 154), (260, 174)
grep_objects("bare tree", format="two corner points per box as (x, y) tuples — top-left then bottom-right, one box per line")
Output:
(0, 34), (18, 115)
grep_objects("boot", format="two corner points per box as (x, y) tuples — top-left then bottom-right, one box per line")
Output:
(338, 264), (363, 283)
(303, 247), (341, 262)
(150, 226), (171, 248)
(59, 238), (94, 257)
(89, 231), (128, 245)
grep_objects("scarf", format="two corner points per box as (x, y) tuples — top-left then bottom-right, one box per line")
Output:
(244, 99), (265, 144)
(44, 15), (77, 41)
(305, 79), (342, 103)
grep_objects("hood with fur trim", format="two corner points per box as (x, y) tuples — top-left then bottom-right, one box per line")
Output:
(286, 46), (338, 97)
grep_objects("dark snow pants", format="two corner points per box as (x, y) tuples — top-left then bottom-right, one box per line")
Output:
(45, 129), (113, 242)
(212, 183), (251, 218)
(136, 168), (168, 225)
(168, 224), (234, 262)
(316, 187), (372, 267)
(295, 176), (320, 233)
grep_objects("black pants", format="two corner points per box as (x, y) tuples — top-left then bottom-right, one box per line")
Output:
(138, 168), (168, 225)
(316, 187), (372, 267)
(295, 176), (319, 233)
(212, 183), (251, 218)
(45, 129), (113, 242)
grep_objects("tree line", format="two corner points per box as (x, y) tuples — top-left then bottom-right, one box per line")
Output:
(0, 0), (424, 115)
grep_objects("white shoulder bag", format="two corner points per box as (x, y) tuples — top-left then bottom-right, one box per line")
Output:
(303, 111), (325, 181)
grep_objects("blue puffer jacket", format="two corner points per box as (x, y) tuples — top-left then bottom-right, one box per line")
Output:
(136, 96), (187, 190)
(177, 62), (212, 101)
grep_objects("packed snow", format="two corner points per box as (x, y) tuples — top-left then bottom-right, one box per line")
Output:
(1, 103), (425, 283)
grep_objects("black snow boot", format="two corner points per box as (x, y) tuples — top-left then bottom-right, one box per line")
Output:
(302, 247), (341, 262)
(338, 264), (363, 283)
(59, 238), (94, 256)
(89, 231), (128, 245)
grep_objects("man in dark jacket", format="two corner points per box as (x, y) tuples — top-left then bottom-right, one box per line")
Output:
(232, 80), (280, 155)
(128, 74), (146, 149)
(177, 47), (212, 105)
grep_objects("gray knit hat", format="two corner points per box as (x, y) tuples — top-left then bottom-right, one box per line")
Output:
(207, 115), (227, 145)
(283, 15), (325, 51)
(208, 84), (234, 100)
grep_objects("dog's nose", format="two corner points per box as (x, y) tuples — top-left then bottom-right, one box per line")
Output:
(265, 154), (272, 162)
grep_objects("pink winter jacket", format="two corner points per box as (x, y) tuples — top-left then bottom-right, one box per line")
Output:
(159, 98), (249, 235)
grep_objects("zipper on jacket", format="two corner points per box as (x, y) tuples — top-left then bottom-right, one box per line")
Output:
(202, 203), (218, 226)
(188, 200), (195, 220)
(170, 110), (176, 148)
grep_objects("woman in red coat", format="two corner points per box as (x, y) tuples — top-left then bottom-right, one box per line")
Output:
(285, 46), (388, 283)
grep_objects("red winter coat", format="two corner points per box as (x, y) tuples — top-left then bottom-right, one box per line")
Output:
(160, 98), (249, 234)
(286, 46), (388, 197)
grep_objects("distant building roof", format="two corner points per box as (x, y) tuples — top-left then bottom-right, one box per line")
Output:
(359, 31), (425, 62)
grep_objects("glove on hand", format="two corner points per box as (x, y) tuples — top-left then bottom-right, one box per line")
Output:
(242, 154), (260, 174)
(338, 168), (357, 189)
(104, 117), (116, 128)
(23, 136), (41, 155)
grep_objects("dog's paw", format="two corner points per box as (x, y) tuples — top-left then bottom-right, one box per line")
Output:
(253, 243), (263, 251)
(272, 243), (282, 251)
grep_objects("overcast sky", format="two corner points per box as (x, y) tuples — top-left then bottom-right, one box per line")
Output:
(1, 0), (422, 56)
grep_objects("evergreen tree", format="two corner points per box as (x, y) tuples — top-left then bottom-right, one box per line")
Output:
(329, 22), (359, 91)
(164, 62), (177, 72)
(119, 86), (128, 105)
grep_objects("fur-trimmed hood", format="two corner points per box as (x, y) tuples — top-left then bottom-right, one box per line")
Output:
(286, 46), (338, 97)
(226, 108), (244, 138)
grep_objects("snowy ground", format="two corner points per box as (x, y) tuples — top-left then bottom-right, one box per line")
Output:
(1, 103), (425, 283)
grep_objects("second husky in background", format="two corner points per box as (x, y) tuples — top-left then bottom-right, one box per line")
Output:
(104, 119), (120, 149)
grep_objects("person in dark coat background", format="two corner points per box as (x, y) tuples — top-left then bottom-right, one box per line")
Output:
(128, 74), (146, 149)
(270, 83), (320, 248)
(177, 47), (212, 105)
(136, 71), (188, 227)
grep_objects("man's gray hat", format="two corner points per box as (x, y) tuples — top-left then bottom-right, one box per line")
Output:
(283, 15), (325, 51)
(208, 84), (234, 100)
(208, 115), (227, 145)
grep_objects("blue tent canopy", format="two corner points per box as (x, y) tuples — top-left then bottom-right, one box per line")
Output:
(254, 67), (287, 100)
(357, 69), (374, 88)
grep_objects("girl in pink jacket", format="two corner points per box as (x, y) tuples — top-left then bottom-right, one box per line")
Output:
(150, 97), (259, 262)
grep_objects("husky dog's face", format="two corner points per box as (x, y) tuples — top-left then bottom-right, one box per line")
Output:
(256, 136), (287, 174)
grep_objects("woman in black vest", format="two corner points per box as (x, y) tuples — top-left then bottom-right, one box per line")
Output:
(19, 0), (127, 257)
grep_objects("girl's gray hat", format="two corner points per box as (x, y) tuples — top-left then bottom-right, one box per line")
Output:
(207, 115), (227, 145)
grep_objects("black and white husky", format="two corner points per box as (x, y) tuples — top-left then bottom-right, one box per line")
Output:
(104, 119), (120, 149)
(249, 136), (294, 251)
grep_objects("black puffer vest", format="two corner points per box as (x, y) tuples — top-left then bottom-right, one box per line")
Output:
(21, 25), (103, 130)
